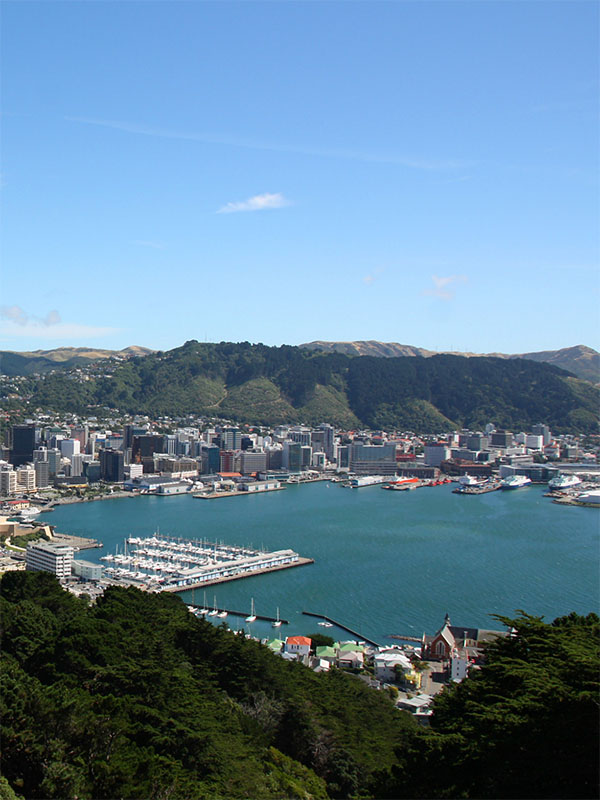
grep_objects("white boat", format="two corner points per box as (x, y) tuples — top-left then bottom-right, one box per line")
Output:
(245, 598), (257, 623)
(500, 475), (532, 490)
(548, 473), (582, 491)
(458, 474), (488, 487)
(198, 591), (209, 615)
(272, 607), (282, 628)
(209, 595), (218, 616)
(217, 609), (228, 619)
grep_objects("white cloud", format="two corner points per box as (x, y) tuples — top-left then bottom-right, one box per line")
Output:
(0, 305), (61, 327)
(217, 192), (290, 214)
(423, 274), (467, 301)
(0, 306), (117, 340)
(363, 267), (386, 285)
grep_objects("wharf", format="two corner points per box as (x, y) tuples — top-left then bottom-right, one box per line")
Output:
(194, 487), (286, 500)
(453, 483), (500, 495)
(387, 634), (423, 644)
(187, 603), (289, 624)
(52, 532), (102, 549)
(161, 557), (314, 591)
(302, 611), (381, 647)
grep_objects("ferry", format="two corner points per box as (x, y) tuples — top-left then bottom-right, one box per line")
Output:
(548, 473), (582, 492)
(500, 475), (532, 490)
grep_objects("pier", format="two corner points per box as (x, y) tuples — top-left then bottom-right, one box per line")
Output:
(302, 611), (381, 647)
(161, 557), (314, 591)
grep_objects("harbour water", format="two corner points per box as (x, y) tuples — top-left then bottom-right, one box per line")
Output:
(48, 482), (599, 645)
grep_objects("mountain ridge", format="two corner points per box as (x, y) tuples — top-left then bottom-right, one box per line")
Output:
(299, 341), (600, 383)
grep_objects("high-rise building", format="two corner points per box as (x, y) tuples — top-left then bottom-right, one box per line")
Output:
(60, 439), (81, 460)
(100, 449), (125, 483)
(424, 443), (451, 467)
(70, 425), (88, 451)
(320, 424), (335, 462)
(221, 428), (242, 451)
(531, 424), (552, 446)
(200, 445), (220, 475)
(34, 460), (50, 488)
(239, 451), (268, 475)
(282, 441), (302, 472)
(10, 425), (36, 467)
(70, 453), (84, 478)
(47, 448), (61, 477)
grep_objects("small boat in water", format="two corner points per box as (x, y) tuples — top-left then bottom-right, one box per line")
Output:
(209, 595), (218, 616)
(245, 598), (257, 623)
(198, 591), (209, 615)
(272, 607), (282, 628)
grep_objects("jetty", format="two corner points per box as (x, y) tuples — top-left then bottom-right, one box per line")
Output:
(302, 611), (381, 647)
(187, 603), (289, 624)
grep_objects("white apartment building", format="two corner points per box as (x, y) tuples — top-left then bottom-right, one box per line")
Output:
(26, 542), (74, 579)
(16, 466), (36, 493)
(0, 468), (17, 496)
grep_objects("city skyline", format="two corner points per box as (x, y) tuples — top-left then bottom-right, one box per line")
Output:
(1, 1), (598, 353)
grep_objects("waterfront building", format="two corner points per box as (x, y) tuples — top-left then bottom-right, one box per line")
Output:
(200, 444), (220, 475)
(71, 559), (103, 581)
(239, 451), (268, 475)
(10, 425), (35, 467)
(282, 441), (302, 472)
(348, 443), (397, 475)
(300, 445), (313, 469)
(424, 443), (451, 467)
(26, 541), (74, 578)
(84, 460), (102, 483)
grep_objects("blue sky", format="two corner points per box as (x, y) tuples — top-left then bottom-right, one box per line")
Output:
(1, 1), (598, 354)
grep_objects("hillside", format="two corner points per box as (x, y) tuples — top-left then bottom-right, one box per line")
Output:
(23, 340), (600, 433)
(300, 341), (600, 384)
(0, 346), (153, 376)
(1, 574), (597, 800)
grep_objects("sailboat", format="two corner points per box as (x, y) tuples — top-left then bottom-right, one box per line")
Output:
(209, 595), (218, 616)
(245, 598), (257, 623)
(272, 607), (282, 628)
(187, 588), (196, 614)
(198, 591), (209, 615)
(217, 606), (228, 619)
(318, 614), (333, 628)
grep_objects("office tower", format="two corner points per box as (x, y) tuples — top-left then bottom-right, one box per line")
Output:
(282, 441), (302, 472)
(10, 425), (35, 467)
(70, 453), (84, 478)
(221, 428), (242, 451)
(60, 439), (81, 459)
(100, 449), (125, 482)
(26, 542), (74, 578)
(319, 424), (335, 461)
(34, 460), (50, 488)
(47, 448), (61, 477)
(348, 443), (397, 475)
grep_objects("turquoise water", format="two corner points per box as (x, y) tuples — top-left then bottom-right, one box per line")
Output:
(47, 483), (599, 644)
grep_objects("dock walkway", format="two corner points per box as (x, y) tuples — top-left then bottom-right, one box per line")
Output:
(302, 611), (380, 647)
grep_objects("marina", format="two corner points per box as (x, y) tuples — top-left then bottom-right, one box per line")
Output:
(47, 481), (598, 643)
(100, 534), (312, 591)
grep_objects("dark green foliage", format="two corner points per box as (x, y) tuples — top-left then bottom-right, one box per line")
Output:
(380, 612), (600, 799)
(21, 341), (600, 433)
(1, 573), (415, 799)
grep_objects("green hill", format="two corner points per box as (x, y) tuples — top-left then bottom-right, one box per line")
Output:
(25, 340), (599, 433)
(1, 574), (597, 800)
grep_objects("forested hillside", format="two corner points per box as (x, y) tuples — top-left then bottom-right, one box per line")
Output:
(23, 340), (599, 433)
(1, 574), (598, 799)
